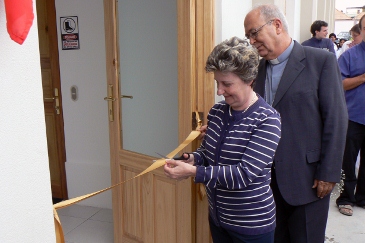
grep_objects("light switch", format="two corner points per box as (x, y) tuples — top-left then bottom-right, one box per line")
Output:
(71, 85), (78, 101)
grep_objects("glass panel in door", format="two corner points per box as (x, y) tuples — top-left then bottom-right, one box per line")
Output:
(118, 0), (178, 157)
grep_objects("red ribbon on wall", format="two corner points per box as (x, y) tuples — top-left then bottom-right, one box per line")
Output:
(4, 0), (34, 44)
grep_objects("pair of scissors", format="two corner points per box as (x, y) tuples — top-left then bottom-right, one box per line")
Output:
(154, 152), (190, 161)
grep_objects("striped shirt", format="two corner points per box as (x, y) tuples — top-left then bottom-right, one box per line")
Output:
(193, 95), (281, 235)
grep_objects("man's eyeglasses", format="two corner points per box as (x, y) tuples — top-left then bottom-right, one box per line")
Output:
(245, 19), (274, 40)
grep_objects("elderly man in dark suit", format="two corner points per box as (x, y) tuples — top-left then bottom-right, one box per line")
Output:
(244, 4), (348, 243)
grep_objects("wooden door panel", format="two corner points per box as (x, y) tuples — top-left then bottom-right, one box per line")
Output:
(104, 0), (214, 242)
(118, 158), (154, 242)
(41, 70), (52, 97)
(155, 178), (177, 243)
(119, 163), (179, 242)
(45, 113), (60, 179)
(122, 170), (143, 240)
(45, 113), (62, 198)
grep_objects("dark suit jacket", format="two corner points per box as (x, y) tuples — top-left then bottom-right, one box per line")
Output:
(254, 41), (348, 206)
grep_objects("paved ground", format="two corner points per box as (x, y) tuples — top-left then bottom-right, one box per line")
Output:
(325, 185), (365, 243)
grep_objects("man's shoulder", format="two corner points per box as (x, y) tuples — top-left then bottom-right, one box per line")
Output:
(301, 38), (312, 46)
(342, 43), (364, 57)
(283, 43), (335, 71)
(323, 38), (332, 43)
(301, 44), (333, 58)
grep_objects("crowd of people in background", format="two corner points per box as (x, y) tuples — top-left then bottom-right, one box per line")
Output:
(329, 32), (347, 58)
(300, 19), (361, 59)
(335, 16), (365, 218)
(306, 19), (365, 219)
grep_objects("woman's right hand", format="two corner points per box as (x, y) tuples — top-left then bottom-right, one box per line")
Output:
(183, 153), (195, 165)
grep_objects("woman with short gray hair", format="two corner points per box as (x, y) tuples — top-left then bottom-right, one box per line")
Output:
(164, 36), (281, 243)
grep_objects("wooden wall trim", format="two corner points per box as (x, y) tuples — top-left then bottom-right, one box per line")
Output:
(178, 1), (215, 242)
(178, 0), (196, 145)
(103, 1), (120, 242)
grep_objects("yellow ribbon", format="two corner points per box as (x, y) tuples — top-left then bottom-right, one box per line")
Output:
(53, 128), (201, 243)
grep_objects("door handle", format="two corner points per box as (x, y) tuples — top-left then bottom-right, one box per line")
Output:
(44, 88), (60, 115)
(104, 84), (115, 122)
(54, 88), (60, 115)
(121, 95), (133, 99)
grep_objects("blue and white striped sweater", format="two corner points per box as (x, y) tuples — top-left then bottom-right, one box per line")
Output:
(194, 96), (281, 235)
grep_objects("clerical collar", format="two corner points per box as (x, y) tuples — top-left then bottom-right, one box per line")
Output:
(268, 40), (295, 65)
(269, 58), (280, 65)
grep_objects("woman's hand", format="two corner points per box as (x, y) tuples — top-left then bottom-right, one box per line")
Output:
(164, 159), (197, 181)
(198, 125), (208, 140)
(181, 153), (195, 165)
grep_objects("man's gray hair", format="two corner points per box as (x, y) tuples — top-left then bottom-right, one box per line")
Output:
(253, 4), (289, 33)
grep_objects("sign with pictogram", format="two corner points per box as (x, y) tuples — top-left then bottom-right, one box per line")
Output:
(60, 16), (80, 50)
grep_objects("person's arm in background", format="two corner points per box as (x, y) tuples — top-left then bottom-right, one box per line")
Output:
(338, 52), (365, 90)
(342, 73), (365, 90)
(338, 41), (350, 57)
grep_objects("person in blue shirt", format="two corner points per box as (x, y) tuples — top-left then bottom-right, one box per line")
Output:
(336, 14), (365, 217)
(301, 20), (336, 54)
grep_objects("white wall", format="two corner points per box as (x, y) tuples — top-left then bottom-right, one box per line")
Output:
(214, 0), (253, 103)
(0, 1), (55, 242)
(55, 0), (112, 208)
(279, 0), (300, 41)
(299, 0), (337, 42)
(217, 0), (337, 46)
(335, 19), (358, 35)
(217, 0), (252, 42)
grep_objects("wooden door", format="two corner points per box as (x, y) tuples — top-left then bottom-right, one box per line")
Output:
(36, 0), (68, 200)
(104, 0), (214, 242)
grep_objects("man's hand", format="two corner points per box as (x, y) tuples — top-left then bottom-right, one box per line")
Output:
(312, 179), (336, 198)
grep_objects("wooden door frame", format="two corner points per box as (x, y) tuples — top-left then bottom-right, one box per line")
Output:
(103, 0), (214, 242)
(37, 0), (68, 200)
(103, 1), (121, 241)
(178, 1), (215, 241)
(48, 0), (67, 200)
